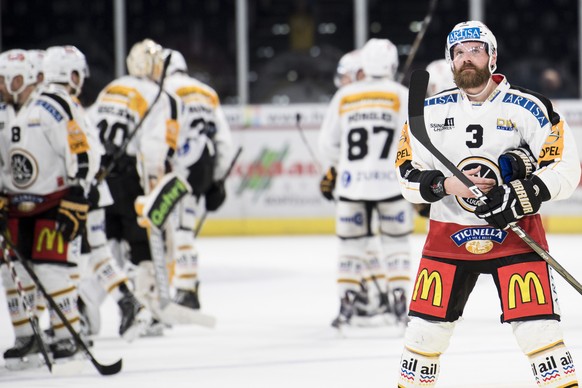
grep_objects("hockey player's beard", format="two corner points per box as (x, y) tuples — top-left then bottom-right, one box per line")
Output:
(453, 64), (491, 90)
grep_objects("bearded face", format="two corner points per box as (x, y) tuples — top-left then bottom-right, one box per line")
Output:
(453, 61), (491, 90)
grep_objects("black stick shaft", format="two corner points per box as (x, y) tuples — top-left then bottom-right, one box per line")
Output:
(194, 146), (243, 237)
(1, 233), (123, 375)
(1, 242), (53, 372)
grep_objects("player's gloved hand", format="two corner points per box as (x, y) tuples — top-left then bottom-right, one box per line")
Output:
(56, 186), (89, 241)
(319, 167), (337, 201)
(474, 178), (545, 230)
(205, 180), (226, 211)
(498, 147), (537, 184)
(0, 194), (9, 233)
(87, 183), (100, 210)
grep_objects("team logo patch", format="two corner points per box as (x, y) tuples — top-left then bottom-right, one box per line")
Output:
(10, 149), (38, 189)
(455, 157), (501, 212)
(451, 227), (508, 254)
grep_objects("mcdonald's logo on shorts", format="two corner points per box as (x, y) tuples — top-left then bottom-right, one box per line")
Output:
(32, 219), (68, 262)
(498, 261), (554, 321)
(409, 258), (456, 319)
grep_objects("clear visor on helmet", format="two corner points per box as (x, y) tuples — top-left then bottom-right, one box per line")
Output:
(450, 42), (488, 62)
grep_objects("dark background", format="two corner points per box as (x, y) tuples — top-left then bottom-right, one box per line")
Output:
(1, 0), (578, 106)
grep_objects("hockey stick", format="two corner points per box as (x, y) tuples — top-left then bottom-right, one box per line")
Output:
(295, 113), (322, 174)
(194, 146), (243, 237)
(0, 241), (52, 372)
(408, 69), (582, 295)
(0, 232), (123, 375)
(94, 52), (172, 184)
(395, 0), (439, 83)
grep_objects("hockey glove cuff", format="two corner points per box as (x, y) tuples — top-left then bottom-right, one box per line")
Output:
(418, 170), (447, 203)
(319, 167), (337, 201)
(56, 186), (89, 241)
(474, 176), (549, 230)
(498, 147), (538, 184)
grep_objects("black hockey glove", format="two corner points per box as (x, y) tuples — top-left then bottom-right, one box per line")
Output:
(205, 180), (226, 212)
(0, 194), (8, 233)
(56, 186), (89, 241)
(498, 147), (537, 184)
(474, 176), (549, 230)
(319, 167), (337, 201)
(87, 183), (100, 210)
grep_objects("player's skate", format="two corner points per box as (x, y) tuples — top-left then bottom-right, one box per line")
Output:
(117, 284), (153, 342)
(391, 287), (409, 325)
(3, 335), (47, 371)
(173, 281), (200, 310)
(331, 289), (368, 329)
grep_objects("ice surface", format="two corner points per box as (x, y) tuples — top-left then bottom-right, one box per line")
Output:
(0, 234), (580, 387)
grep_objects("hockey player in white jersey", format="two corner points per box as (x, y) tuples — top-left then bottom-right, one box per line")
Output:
(0, 48), (100, 368)
(162, 49), (233, 310)
(319, 38), (413, 329)
(396, 21), (579, 387)
(89, 39), (180, 334)
(43, 45), (152, 342)
(333, 49), (364, 88)
(425, 58), (456, 97)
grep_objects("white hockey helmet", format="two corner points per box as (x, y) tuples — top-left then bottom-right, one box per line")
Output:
(164, 49), (188, 75)
(43, 45), (89, 96)
(445, 20), (498, 72)
(333, 49), (362, 88)
(0, 49), (37, 102)
(126, 38), (164, 82)
(360, 38), (399, 80)
(28, 49), (46, 81)
(425, 59), (456, 96)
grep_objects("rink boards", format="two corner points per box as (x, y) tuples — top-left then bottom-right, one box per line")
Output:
(200, 102), (582, 236)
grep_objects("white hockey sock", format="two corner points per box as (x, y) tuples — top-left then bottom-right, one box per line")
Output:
(528, 340), (578, 387)
(398, 346), (440, 387)
(93, 256), (129, 302)
(173, 250), (198, 291)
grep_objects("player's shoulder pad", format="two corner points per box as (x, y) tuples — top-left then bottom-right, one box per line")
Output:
(505, 85), (561, 126)
(38, 90), (75, 122)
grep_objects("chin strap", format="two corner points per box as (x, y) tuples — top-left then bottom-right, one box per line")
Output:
(462, 76), (492, 99)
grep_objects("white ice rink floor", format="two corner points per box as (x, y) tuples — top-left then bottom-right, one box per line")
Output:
(1, 234), (581, 388)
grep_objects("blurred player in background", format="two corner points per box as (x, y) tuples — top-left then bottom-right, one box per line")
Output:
(163, 48), (233, 311)
(0, 48), (100, 368)
(319, 38), (413, 329)
(89, 39), (179, 335)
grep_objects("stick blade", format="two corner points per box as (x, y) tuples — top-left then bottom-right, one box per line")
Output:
(95, 358), (123, 376)
(408, 69), (429, 118)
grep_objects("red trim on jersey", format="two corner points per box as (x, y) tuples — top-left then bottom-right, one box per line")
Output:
(423, 215), (548, 260)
